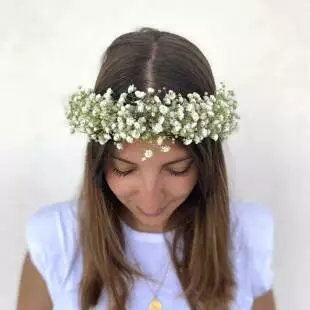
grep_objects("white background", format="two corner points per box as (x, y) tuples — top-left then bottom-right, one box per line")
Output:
(1, 0), (309, 309)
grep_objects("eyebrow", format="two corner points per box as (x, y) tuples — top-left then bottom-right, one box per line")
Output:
(111, 155), (192, 166)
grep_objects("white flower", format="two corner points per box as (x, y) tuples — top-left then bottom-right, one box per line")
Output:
(152, 105), (158, 113)
(200, 113), (207, 120)
(158, 116), (165, 124)
(144, 149), (153, 158)
(113, 133), (120, 141)
(118, 96), (126, 104)
(161, 145), (171, 152)
(194, 136), (201, 144)
(191, 112), (199, 122)
(138, 117), (146, 124)
(134, 122), (141, 129)
(126, 118), (135, 126)
(118, 122), (124, 130)
(99, 138), (106, 145)
(119, 132), (126, 139)
(210, 95), (216, 102)
(159, 104), (169, 114)
(178, 95), (184, 103)
(66, 83), (239, 160)
(137, 101), (144, 112)
(153, 123), (163, 134)
(163, 97), (171, 105)
(186, 103), (194, 112)
(201, 128), (210, 137)
(116, 143), (123, 150)
(103, 88), (113, 99)
(154, 96), (161, 104)
(193, 92), (201, 100)
(173, 121), (181, 132)
(183, 139), (192, 145)
(131, 130), (140, 139)
(135, 90), (146, 98)
(100, 101), (107, 108)
(128, 85), (135, 93)
(177, 110), (184, 120)
(157, 136), (164, 145)
(126, 136), (134, 143)
(168, 90), (176, 100)
(82, 106), (89, 113)
(211, 133), (219, 141)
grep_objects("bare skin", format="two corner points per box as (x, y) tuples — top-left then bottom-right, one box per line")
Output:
(16, 254), (52, 310)
(253, 290), (277, 310)
(17, 254), (276, 310)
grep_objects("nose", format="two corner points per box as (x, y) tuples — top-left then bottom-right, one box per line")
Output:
(138, 177), (164, 213)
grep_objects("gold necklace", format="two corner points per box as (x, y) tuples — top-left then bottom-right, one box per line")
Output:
(126, 244), (171, 310)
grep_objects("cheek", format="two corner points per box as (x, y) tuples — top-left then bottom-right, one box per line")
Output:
(105, 172), (132, 200)
(166, 175), (197, 198)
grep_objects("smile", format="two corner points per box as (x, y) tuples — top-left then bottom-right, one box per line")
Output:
(137, 206), (167, 217)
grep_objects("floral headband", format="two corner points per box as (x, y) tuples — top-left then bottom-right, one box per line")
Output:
(65, 83), (240, 160)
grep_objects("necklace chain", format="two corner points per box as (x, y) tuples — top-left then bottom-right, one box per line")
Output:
(126, 243), (171, 299)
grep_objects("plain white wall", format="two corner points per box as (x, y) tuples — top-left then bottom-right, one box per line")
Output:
(1, 0), (309, 309)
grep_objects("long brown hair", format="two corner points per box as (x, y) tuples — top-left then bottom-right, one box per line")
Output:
(78, 27), (235, 310)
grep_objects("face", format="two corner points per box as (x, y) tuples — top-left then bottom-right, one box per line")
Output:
(105, 140), (198, 232)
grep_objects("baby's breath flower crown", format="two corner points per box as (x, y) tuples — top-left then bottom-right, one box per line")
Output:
(65, 83), (240, 160)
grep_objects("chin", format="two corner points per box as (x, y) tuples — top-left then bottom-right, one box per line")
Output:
(133, 212), (170, 229)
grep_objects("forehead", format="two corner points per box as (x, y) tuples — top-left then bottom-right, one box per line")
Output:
(113, 140), (190, 164)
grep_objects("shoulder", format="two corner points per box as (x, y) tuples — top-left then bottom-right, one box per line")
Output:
(26, 200), (78, 249)
(230, 200), (274, 251)
(25, 200), (80, 293)
(230, 200), (275, 297)
(27, 200), (77, 228)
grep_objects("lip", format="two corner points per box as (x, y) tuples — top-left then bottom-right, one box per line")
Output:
(137, 206), (167, 217)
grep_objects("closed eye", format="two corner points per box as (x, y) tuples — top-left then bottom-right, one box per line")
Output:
(112, 167), (134, 177)
(168, 161), (193, 176)
(112, 161), (193, 177)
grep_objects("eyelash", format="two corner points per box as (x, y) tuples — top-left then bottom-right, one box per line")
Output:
(112, 164), (192, 178)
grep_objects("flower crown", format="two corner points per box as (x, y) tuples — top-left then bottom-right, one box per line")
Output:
(65, 83), (240, 160)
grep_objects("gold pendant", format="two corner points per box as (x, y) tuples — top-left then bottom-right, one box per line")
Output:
(149, 298), (162, 310)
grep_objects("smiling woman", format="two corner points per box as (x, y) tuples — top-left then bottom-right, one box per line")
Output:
(105, 140), (198, 232)
(17, 27), (276, 310)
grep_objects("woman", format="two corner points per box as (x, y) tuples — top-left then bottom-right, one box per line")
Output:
(17, 27), (276, 310)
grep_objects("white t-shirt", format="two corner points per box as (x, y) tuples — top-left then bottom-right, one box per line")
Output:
(26, 200), (274, 310)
